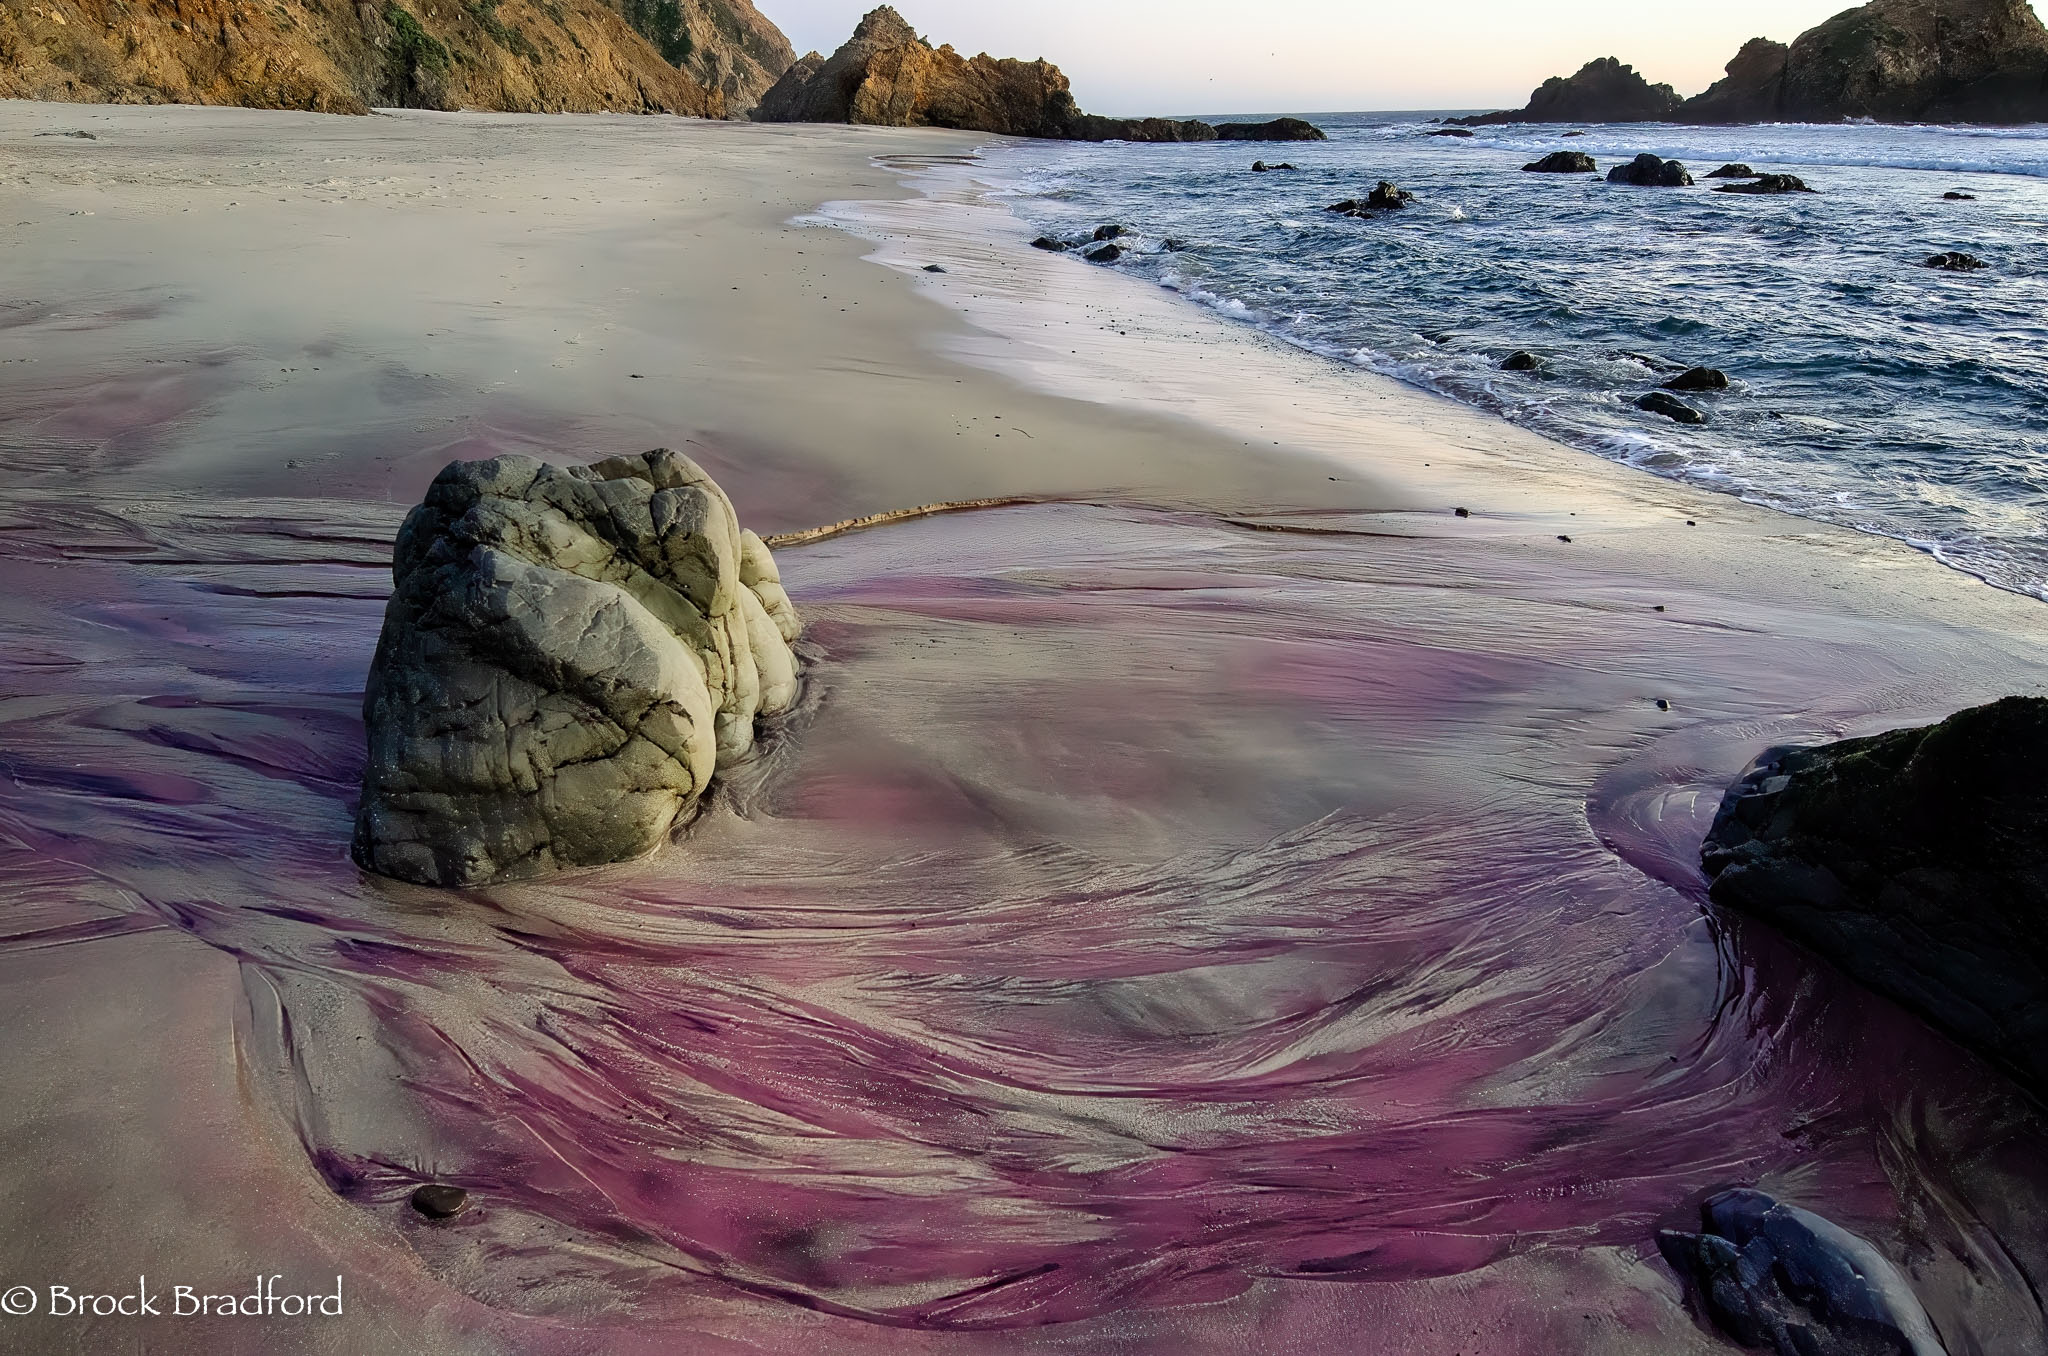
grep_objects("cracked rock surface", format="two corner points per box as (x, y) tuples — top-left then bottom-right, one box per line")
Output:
(353, 449), (802, 886)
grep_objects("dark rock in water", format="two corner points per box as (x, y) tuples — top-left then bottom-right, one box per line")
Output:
(1563, 130), (1587, 136)
(410, 1184), (470, 1220)
(922, 264), (947, 273)
(1251, 160), (1298, 172)
(1663, 366), (1729, 391)
(1367, 180), (1413, 209)
(353, 451), (803, 887)
(1657, 1188), (1945, 1356)
(1502, 350), (1542, 371)
(1523, 151), (1598, 173)
(1944, 190), (1978, 199)
(1716, 174), (1817, 194)
(1212, 117), (1327, 141)
(1638, 391), (1705, 423)
(1925, 251), (1988, 270)
(1451, 56), (1683, 125)
(1030, 236), (1070, 251)
(1608, 153), (1694, 187)
(1093, 224), (1125, 241)
(1162, 238), (1190, 251)
(1704, 163), (1758, 177)
(1084, 242), (1123, 263)
(1620, 350), (1688, 372)
(1701, 696), (2048, 1094)
(1428, 127), (1475, 137)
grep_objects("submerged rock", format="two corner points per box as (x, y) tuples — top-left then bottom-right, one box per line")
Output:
(1523, 151), (1598, 173)
(1638, 391), (1706, 422)
(1716, 174), (1818, 194)
(1704, 163), (1758, 178)
(1328, 182), (1415, 215)
(1663, 366), (1729, 391)
(1608, 153), (1694, 186)
(1093, 224), (1125, 241)
(1502, 350), (1543, 371)
(353, 450), (803, 888)
(1701, 696), (2048, 1093)
(1944, 190), (1978, 199)
(1428, 127), (1475, 137)
(1925, 251), (1988, 270)
(1658, 1188), (1946, 1356)
(1251, 160), (1298, 171)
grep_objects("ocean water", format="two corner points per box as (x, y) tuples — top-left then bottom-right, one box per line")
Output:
(988, 115), (2048, 599)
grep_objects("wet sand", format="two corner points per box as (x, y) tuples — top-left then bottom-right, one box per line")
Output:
(0, 101), (2044, 1354)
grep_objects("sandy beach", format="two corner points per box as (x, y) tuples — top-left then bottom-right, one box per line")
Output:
(1, 100), (2044, 1354)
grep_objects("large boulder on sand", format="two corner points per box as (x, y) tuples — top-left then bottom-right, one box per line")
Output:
(1701, 696), (2048, 1094)
(352, 450), (803, 887)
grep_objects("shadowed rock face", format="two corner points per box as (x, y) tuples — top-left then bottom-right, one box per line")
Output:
(1452, 57), (1683, 125)
(1702, 697), (2048, 1094)
(353, 450), (802, 887)
(1776, 0), (2048, 123)
(608, 0), (795, 115)
(1658, 1189), (1947, 1356)
(1683, 38), (1793, 123)
(752, 6), (1325, 142)
(0, 0), (740, 114)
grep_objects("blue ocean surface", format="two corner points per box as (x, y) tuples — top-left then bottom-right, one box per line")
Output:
(986, 115), (2048, 599)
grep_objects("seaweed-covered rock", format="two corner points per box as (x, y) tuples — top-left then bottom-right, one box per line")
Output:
(353, 450), (803, 887)
(1524, 151), (1598, 173)
(1608, 153), (1693, 186)
(1701, 697), (2048, 1092)
(1658, 1189), (1946, 1356)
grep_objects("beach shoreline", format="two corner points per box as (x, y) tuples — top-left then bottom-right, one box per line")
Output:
(1, 100), (2045, 1354)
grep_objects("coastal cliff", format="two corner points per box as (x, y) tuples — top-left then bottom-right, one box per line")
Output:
(1459, 0), (2048, 125)
(0, 0), (794, 115)
(754, 6), (1326, 142)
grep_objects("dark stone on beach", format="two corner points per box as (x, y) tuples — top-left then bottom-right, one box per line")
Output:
(1093, 224), (1124, 241)
(1716, 174), (1817, 194)
(1926, 251), (1987, 270)
(922, 264), (946, 273)
(1557, 535), (1572, 543)
(1454, 507), (1470, 518)
(1704, 163), (1757, 178)
(1084, 243), (1123, 263)
(1658, 1188), (1945, 1356)
(1502, 351), (1542, 371)
(1609, 153), (1694, 187)
(1638, 391), (1705, 423)
(1212, 117), (1327, 142)
(1656, 699), (1671, 710)
(1944, 190), (1977, 199)
(410, 1185), (470, 1219)
(1700, 696), (2048, 1095)
(1663, 366), (1729, 391)
(1030, 236), (1070, 252)
(1523, 151), (1598, 173)
(35, 129), (97, 139)
(1429, 128), (1475, 137)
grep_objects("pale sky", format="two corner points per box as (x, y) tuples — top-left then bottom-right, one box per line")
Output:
(763, 0), (2048, 114)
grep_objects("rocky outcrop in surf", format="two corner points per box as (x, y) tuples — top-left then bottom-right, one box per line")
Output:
(1455, 0), (2048, 126)
(752, 6), (1326, 142)
(1451, 57), (1683, 126)
(353, 450), (802, 887)
(1608, 153), (1693, 186)
(1701, 696), (2048, 1094)
(0, 0), (785, 115)
(1658, 1189), (1947, 1356)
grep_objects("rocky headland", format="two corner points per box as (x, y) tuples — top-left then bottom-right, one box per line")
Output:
(1455, 0), (2048, 125)
(753, 6), (1327, 142)
(0, 0), (793, 114)
(353, 449), (802, 887)
(1701, 696), (2048, 1096)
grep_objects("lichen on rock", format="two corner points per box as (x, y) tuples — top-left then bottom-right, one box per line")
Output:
(352, 449), (802, 887)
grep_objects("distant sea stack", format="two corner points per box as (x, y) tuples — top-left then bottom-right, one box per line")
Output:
(1455, 0), (2048, 126)
(0, 0), (797, 116)
(753, 6), (1327, 142)
(1453, 57), (1682, 126)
